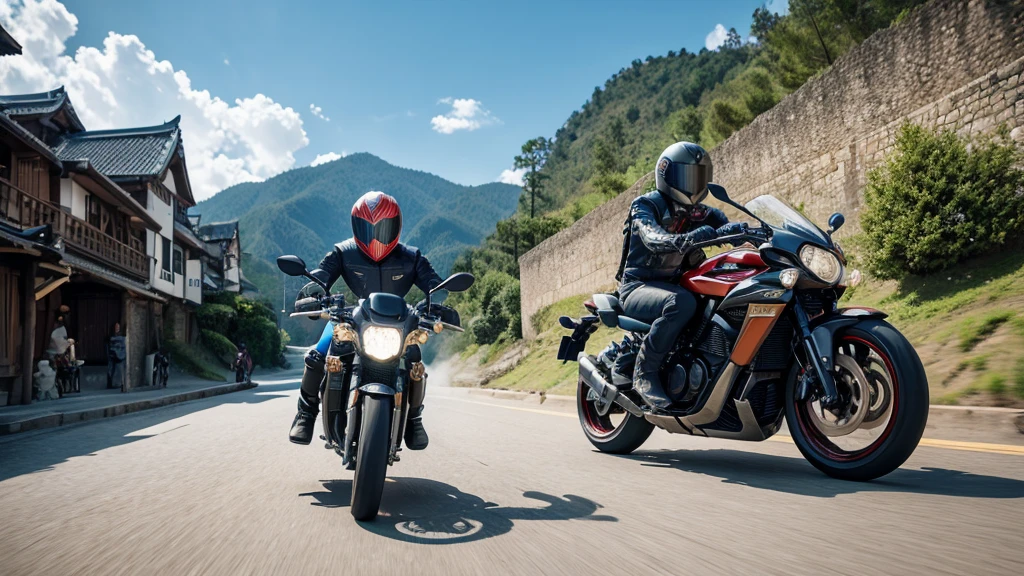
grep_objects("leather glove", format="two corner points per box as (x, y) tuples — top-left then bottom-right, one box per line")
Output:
(716, 222), (749, 237)
(673, 225), (717, 252)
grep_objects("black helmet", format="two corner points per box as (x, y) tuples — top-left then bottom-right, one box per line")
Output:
(655, 142), (713, 206)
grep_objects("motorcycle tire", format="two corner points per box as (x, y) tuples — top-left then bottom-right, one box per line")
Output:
(786, 319), (928, 481)
(577, 379), (654, 454)
(350, 395), (392, 521)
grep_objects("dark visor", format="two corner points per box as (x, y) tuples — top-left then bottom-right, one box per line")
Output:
(666, 162), (709, 197)
(353, 215), (401, 246)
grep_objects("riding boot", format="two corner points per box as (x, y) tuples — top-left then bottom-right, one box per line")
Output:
(289, 362), (324, 445)
(403, 369), (428, 450)
(633, 344), (672, 411)
(404, 405), (429, 450)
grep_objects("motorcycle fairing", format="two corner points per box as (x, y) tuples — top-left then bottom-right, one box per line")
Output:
(681, 248), (768, 297)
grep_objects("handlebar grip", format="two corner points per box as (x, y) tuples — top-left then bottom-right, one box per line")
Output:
(295, 297), (319, 307)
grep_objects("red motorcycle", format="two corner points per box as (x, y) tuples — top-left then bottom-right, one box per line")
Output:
(557, 185), (927, 481)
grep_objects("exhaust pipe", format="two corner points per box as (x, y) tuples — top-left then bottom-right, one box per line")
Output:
(578, 353), (644, 417)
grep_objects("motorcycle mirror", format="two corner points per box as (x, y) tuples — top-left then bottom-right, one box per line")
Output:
(707, 183), (730, 203)
(828, 213), (845, 234)
(276, 255), (308, 277)
(432, 272), (475, 294)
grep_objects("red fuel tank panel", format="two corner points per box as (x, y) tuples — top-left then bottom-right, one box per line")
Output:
(681, 249), (768, 298)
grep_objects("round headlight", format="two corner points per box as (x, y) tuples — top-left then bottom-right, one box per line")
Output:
(362, 326), (403, 361)
(799, 245), (842, 284)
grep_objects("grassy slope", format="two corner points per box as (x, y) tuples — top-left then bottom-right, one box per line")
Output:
(480, 246), (1024, 405)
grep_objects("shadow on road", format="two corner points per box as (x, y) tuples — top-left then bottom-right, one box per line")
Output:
(300, 476), (616, 544)
(623, 449), (1024, 499)
(0, 378), (298, 483)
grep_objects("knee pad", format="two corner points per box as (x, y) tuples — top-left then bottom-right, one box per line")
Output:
(305, 349), (326, 371)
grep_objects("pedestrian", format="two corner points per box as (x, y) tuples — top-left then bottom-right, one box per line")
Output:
(107, 322), (127, 391)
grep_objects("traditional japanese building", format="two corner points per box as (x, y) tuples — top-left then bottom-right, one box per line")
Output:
(0, 85), (209, 403)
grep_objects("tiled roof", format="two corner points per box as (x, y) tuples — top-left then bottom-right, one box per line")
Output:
(53, 116), (182, 179)
(0, 23), (22, 56)
(0, 86), (84, 131)
(0, 111), (61, 165)
(197, 220), (239, 242)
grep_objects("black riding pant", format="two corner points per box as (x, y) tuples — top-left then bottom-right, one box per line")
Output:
(620, 281), (697, 363)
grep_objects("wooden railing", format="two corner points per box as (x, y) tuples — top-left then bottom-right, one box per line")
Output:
(0, 177), (150, 279)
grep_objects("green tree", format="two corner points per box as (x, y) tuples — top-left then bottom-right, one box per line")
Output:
(514, 137), (552, 218)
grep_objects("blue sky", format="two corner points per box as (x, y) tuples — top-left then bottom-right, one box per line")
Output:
(2, 0), (786, 199)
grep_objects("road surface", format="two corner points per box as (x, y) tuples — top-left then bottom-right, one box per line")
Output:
(1, 358), (1022, 575)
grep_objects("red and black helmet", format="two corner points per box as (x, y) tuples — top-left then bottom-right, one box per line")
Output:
(351, 191), (402, 262)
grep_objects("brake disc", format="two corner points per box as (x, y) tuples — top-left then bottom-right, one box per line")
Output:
(807, 354), (870, 437)
(859, 356), (893, 430)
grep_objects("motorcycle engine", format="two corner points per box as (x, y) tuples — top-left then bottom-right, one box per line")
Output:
(667, 353), (709, 404)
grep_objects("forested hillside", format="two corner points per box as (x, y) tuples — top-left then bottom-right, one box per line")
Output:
(194, 153), (520, 343)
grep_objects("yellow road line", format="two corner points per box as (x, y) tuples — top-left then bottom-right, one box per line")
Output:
(438, 395), (1024, 456)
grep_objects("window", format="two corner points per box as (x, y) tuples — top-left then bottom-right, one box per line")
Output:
(161, 236), (171, 272)
(173, 247), (183, 275)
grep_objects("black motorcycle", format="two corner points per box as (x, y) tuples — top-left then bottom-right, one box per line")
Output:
(277, 255), (473, 521)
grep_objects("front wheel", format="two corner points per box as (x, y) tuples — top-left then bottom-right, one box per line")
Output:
(577, 379), (654, 454)
(786, 320), (928, 481)
(350, 395), (392, 521)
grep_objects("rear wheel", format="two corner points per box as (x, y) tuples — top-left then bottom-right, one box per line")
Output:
(786, 320), (928, 481)
(577, 379), (653, 454)
(351, 395), (392, 521)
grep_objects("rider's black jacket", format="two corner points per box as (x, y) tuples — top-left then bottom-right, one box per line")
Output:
(310, 239), (443, 299)
(620, 190), (729, 286)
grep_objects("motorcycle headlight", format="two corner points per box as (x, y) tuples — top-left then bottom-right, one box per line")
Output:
(799, 245), (842, 284)
(361, 326), (403, 361)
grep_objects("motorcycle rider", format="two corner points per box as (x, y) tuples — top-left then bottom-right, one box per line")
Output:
(288, 191), (444, 450)
(618, 142), (747, 410)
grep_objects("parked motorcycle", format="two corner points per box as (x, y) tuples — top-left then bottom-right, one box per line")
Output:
(54, 340), (82, 396)
(277, 255), (474, 520)
(557, 185), (928, 481)
(152, 349), (170, 388)
(234, 345), (253, 383)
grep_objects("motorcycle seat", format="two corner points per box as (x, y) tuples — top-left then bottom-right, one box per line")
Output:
(590, 293), (651, 333)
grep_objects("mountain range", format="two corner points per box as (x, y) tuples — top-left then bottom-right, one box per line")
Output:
(194, 153), (520, 342)
(196, 152), (520, 273)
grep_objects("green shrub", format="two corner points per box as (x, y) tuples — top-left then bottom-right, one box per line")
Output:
(197, 303), (236, 331)
(164, 340), (224, 381)
(201, 329), (237, 366)
(860, 123), (1024, 280)
(984, 374), (1006, 395)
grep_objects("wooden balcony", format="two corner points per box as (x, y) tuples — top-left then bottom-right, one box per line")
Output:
(0, 177), (149, 279)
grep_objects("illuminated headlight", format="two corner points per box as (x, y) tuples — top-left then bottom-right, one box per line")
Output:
(799, 245), (843, 284)
(361, 326), (403, 361)
(780, 268), (800, 289)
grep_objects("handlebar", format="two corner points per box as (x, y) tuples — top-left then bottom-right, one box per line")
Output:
(687, 228), (769, 251)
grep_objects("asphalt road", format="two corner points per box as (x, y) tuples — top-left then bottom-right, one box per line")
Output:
(2, 357), (1023, 576)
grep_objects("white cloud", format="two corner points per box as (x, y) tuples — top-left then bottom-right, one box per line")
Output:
(705, 23), (728, 51)
(497, 167), (526, 186)
(430, 97), (498, 134)
(223, 58), (229, 65)
(309, 103), (329, 122)
(0, 0), (310, 201)
(310, 151), (344, 167)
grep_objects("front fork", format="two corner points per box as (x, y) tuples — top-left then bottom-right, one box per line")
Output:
(792, 300), (841, 408)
